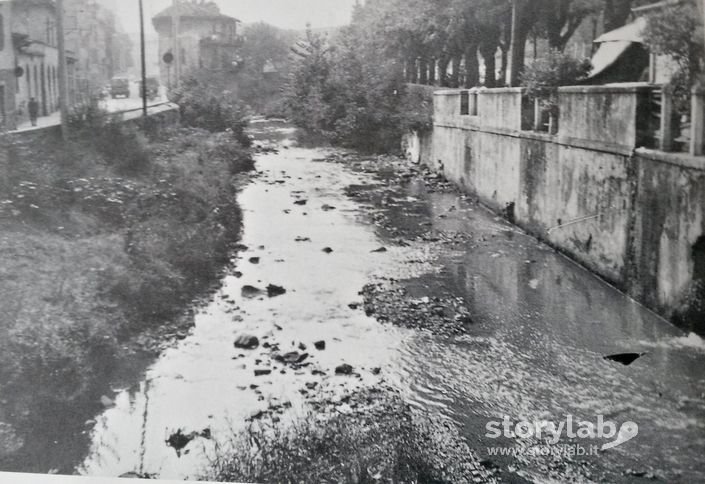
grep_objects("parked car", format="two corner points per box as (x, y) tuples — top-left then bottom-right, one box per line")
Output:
(139, 77), (160, 101)
(110, 77), (130, 99)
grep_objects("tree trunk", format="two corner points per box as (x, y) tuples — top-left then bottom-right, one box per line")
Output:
(438, 56), (450, 87)
(480, 44), (497, 87)
(409, 57), (418, 84)
(547, 28), (563, 51)
(429, 58), (437, 85)
(450, 56), (462, 88)
(500, 46), (508, 86)
(512, 25), (529, 85)
(464, 43), (479, 88)
(419, 58), (429, 85)
(510, 1), (537, 84)
(604, 0), (633, 32)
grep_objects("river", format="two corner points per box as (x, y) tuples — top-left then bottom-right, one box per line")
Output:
(2, 120), (705, 482)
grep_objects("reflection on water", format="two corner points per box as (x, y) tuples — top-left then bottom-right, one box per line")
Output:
(381, 186), (705, 482)
(77, 141), (415, 479)
(2, 121), (704, 482)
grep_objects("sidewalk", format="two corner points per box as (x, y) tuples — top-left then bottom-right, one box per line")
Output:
(10, 96), (174, 134)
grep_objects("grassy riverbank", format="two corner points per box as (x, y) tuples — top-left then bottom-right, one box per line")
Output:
(0, 122), (252, 453)
(207, 389), (492, 484)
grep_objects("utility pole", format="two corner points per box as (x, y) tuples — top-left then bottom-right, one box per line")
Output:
(56, 0), (69, 139)
(172, 0), (181, 87)
(506, 0), (520, 87)
(701, 0), (705, 64)
(139, 0), (147, 117)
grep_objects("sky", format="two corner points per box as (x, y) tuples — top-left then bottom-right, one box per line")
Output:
(102, 0), (358, 35)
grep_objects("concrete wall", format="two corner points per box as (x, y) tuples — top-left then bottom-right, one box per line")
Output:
(628, 150), (705, 323)
(402, 129), (433, 165)
(427, 85), (705, 331)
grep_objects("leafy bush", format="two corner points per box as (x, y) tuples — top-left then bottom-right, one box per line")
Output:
(95, 122), (151, 176)
(644, 3), (704, 114)
(65, 100), (150, 175)
(170, 73), (252, 147)
(399, 84), (435, 133)
(283, 28), (410, 153)
(67, 100), (112, 130)
(236, 22), (297, 115)
(521, 49), (592, 99)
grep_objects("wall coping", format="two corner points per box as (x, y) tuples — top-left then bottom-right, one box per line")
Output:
(478, 87), (524, 94)
(433, 87), (525, 96)
(559, 83), (659, 94)
(434, 118), (635, 156)
(433, 85), (658, 97)
(434, 90), (463, 96)
(434, 119), (705, 168)
(635, 147), (705, 171)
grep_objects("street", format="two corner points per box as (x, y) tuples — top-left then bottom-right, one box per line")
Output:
(11, 82), (169, 133)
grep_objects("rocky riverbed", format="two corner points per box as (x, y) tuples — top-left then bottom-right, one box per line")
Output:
(3, 120), (705, 483)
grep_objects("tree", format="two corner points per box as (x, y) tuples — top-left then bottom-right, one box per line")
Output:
(283, 29), (334, 138)
(237, 22), (296, 114)
(644, 2), (704, 112)
(603, 0), (634, 31)
(603, 0), (654, 32)
(535, 0), (602, 51)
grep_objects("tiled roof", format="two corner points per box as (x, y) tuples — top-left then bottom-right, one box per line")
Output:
(154, 1), (239, 22)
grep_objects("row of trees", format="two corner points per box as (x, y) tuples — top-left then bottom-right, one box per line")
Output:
(354, 0), (655, 88)
(281, 0), (703, 151)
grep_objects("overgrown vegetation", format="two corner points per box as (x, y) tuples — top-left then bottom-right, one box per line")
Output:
(237, 22), (298, 117)
(0, 92), (253, 458)
(170, 72), (252, 148)
(311, 0), (652, 92)
(206, 390), (487, 484)
(644, 2), (704, 114)
(283, 27), (432, 152)
(521, 49), (592, 98)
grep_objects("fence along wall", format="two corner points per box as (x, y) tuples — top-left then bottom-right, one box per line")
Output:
(429, 85), (705, 331)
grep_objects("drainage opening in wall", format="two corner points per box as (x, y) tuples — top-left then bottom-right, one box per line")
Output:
(503, 202), (516, 225)
(675, 236), (705, 335)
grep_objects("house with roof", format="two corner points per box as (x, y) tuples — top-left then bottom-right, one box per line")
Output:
(64, 0), (134, 104)
(152, 0), (241, 86)
(588, 0), (683, 84)
(10, 0), (63, 127)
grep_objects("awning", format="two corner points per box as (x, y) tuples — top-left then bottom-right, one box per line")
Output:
(594, 16), (647, 43)
(589, 17), (648, 79)
(589, 40), (633, 78)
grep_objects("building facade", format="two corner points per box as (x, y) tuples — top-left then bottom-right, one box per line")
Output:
(152, 0), (241, 87)
(0, 1), (16, 129)
(64, 0), (133, 104)
(11, 0), (60, 126)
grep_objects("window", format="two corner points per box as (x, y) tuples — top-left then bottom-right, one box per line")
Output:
(0, 85), (5, 126)
(460, 90), (470, 116)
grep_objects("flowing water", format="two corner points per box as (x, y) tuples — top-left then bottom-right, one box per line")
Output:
(2, 120), (704, 482)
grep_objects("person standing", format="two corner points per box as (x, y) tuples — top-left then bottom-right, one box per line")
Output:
(28, 97), (39, 127)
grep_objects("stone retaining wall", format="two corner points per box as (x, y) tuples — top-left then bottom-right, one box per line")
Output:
(420, 85), (705, 331)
